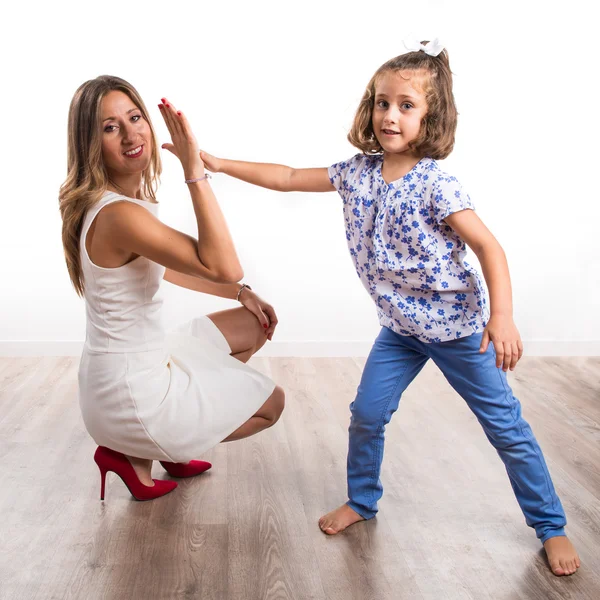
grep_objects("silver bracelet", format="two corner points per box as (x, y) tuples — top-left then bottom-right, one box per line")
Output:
(185, 173), (212, 184)
(236, 283), (252, 302)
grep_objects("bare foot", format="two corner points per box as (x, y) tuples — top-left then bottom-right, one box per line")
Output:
(543, 536), (580, 576)
(318, 504), (365, 535)
(126, 456), (154, 487)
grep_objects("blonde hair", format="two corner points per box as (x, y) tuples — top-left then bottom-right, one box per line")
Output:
(58, 75), (161, 296)
(348, 44), (458, 159)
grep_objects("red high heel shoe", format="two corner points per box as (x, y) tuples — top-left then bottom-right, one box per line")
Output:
(160, 460), (212, 478)
(94, 446), (178, 501)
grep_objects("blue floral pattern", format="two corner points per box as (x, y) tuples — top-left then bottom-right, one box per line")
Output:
(328, 154), (489, 343)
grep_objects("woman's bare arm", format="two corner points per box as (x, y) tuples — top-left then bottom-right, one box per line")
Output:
(100, 201), (241, 283)
(117, 99), (242, 283)
(163, 268), (240, 298)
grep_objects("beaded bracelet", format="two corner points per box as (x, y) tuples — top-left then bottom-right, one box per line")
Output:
(185, 173), (212, 184)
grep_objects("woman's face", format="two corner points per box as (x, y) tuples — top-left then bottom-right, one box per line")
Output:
(100, 90), (152, 177)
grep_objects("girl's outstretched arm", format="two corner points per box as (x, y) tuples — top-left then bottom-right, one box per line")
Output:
(444, 209), (524, 372)
(201, 152), (335, 193)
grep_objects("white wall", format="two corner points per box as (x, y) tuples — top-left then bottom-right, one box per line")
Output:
(1, 0), (598, 356)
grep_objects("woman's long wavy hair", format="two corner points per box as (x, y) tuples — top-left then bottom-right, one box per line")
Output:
(58, 75), (161, 296)
(348, 44), (458, 159)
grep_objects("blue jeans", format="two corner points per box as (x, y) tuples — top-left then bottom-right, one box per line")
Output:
(346, 327), (566, 543)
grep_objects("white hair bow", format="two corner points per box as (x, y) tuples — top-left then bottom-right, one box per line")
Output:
(403, 37), (445, 57)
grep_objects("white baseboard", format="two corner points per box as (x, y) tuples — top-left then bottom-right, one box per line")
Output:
(516, 341), (600, 357)
(255, 341), (375, 357)
(1, 340), (599, 357)
(0, 341), (87, 357)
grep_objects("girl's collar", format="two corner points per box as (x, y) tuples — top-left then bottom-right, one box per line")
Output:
(377, 155), (434, 187)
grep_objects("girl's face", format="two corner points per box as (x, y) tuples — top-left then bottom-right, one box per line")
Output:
(100, 90), (152, 177)
(372, 70), (428, 155)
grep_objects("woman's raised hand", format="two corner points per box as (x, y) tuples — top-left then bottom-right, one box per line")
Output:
(159, 98), (204, 179)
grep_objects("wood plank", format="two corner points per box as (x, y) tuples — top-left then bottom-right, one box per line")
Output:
(0, 356), (598, 599)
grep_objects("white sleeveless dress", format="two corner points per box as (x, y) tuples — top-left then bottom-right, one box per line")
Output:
(77, 191), (276, 462)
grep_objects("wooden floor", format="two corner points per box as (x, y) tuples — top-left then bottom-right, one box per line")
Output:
(0, 356), (599, 600)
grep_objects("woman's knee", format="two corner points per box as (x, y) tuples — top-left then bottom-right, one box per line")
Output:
(240, 307), (268, 353)
(254, 325), (268, 353)
(265, 385), (285, 425)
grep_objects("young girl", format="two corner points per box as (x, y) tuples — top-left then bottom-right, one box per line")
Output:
(199, 41), (580, 576)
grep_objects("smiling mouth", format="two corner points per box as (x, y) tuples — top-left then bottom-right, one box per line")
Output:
(124, 145), (144, 158)
(382, 129), (400, 135)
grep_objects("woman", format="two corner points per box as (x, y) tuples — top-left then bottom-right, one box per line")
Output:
(59, 75), (285, 501)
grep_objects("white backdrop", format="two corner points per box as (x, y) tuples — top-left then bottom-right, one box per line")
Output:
(1, 0), (598, 356)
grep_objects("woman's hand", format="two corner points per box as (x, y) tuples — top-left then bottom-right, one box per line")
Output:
(239, 288), (278, 341)
(199, 151), (223, 173)
(158, 98), (204, 179)
(480, 315), (524, 372)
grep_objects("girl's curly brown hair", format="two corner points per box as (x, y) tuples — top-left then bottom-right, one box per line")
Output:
(348, 44), (457, 159)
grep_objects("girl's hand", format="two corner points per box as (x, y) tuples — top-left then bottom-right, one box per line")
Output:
(239, 288), (278, 341)
(199, 151), (223, 173)
(480, 315), (524, 372)
(158, 98), (204, 179)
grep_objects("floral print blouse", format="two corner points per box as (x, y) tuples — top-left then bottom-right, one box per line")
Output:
(328, 154), (489, 343)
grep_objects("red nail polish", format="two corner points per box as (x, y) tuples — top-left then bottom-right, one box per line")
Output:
(177, 111), (181, 115)
(161, 98), (166, 103)
(263, 324), (268, 328)
(165, 103), (170, 108)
